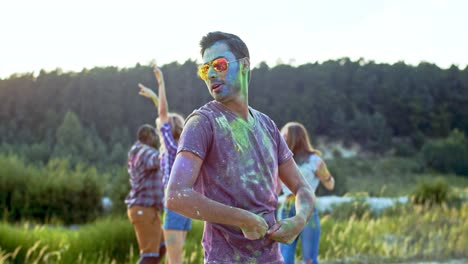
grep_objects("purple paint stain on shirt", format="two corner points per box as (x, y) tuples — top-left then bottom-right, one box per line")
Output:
(178, 101), (292, 263)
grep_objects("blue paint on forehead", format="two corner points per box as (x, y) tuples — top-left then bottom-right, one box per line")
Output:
(202, 41), (236, 63)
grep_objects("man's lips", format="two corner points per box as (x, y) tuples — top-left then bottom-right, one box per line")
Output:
(211, 83), (223, 92)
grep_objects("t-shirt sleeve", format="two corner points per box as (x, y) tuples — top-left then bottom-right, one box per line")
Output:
(177, 113), (212, 160)
(270, 119), (293, 165)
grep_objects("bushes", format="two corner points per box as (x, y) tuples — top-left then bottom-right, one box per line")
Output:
(0, 155), (104, 224)
(422, 129), (468, 176)
(411, 177), (449, 206)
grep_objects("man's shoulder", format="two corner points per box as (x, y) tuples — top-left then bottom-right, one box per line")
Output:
(186, 101), (219, 121)
(198, 100), (219, 113)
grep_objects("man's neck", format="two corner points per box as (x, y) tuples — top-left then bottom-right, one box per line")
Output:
(220, 97), (250, 121)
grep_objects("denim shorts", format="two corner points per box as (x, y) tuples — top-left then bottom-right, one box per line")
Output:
(163, 207), (192, 231)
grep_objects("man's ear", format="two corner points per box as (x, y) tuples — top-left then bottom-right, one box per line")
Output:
(242, 57), (250, 73)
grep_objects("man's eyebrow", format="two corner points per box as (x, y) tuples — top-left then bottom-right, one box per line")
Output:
(203, 56), (225, 64)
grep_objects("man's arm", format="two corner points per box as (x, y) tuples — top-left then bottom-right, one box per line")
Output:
(165, 151), (269, 240)
(267, 158), (315, 244)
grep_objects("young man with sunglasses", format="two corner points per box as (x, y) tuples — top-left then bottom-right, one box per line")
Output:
(166, 31), (315, 263)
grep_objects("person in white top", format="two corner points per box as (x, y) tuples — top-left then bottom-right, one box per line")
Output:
(278, 122), (335, 264)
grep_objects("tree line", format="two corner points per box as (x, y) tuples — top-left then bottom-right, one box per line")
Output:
(0, 58), (467, 167)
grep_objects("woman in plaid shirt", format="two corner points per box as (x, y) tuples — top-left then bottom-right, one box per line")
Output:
(139, 66), (190, 264)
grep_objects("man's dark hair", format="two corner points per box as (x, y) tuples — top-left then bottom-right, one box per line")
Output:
(137, 124), (157, 145)
(200, 31), (250, 60)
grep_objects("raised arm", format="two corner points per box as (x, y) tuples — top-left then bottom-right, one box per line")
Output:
(153, 67), (169, 124)
(267, 158), (315, 244)
(138, 83), (159, 108)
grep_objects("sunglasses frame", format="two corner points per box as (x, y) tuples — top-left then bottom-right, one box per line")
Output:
(198, 57), (246, 80)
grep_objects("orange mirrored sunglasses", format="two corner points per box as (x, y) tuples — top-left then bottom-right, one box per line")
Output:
(198, 57), (244, 81)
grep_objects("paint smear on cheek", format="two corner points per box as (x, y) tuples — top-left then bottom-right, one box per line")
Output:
(237, 64), (248, 97)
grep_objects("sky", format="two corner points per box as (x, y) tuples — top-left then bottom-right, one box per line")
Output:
(1, 0), (467, 78)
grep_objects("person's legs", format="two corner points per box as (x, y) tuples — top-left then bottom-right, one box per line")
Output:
(163, 208), (192, 264)
(301, 208), (320, 264)
(280, 236), (299, 264)
(128, 206), (164, 264)
(163, 230), (187, 264)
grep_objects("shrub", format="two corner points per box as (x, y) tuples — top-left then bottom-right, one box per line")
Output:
(421, 129), (468, 176)
(411, 177), (449, 206)
(106, 166), (131, 215)
(0, 155), (104, 224)
(394, 142), (416, 157)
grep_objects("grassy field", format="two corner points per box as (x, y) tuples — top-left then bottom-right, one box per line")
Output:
(1, 202), (467, 263)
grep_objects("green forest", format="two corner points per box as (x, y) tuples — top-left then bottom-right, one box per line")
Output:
(1, 58), (467, 166)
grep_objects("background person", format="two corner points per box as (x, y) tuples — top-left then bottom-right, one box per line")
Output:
(279, 121), (335, 264)
(125, 124), (166, 264)
(138, 66), (190, 264)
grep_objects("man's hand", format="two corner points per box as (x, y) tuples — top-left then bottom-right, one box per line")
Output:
(138, 83), (159, 104)
(239, 212), (269, 240)
(267, 216), (305, 244)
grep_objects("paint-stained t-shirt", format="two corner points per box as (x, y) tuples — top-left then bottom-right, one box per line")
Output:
(177, 100), (293, 264)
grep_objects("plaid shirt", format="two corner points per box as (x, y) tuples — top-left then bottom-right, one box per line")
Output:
(160, 122), (178, 187)
(125, 141), (164, 209)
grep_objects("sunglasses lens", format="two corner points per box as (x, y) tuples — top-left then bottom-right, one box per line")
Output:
(213, 58), (228, 72)
(198, 64), (209, 80)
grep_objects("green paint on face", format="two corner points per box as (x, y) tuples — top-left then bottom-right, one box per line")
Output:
(237, 62), (249, 100)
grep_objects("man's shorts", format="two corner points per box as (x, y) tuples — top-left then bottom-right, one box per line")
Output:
(127, 205), (165, 255)
(163, 207), (192, 231)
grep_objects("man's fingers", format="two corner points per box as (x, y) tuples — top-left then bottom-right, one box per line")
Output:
(267, 222), (282, 235)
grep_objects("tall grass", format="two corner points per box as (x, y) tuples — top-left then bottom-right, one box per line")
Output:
(0, 217), (138, 264)
(1, 204), (467, 263)
(319, 203), (468, 263)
